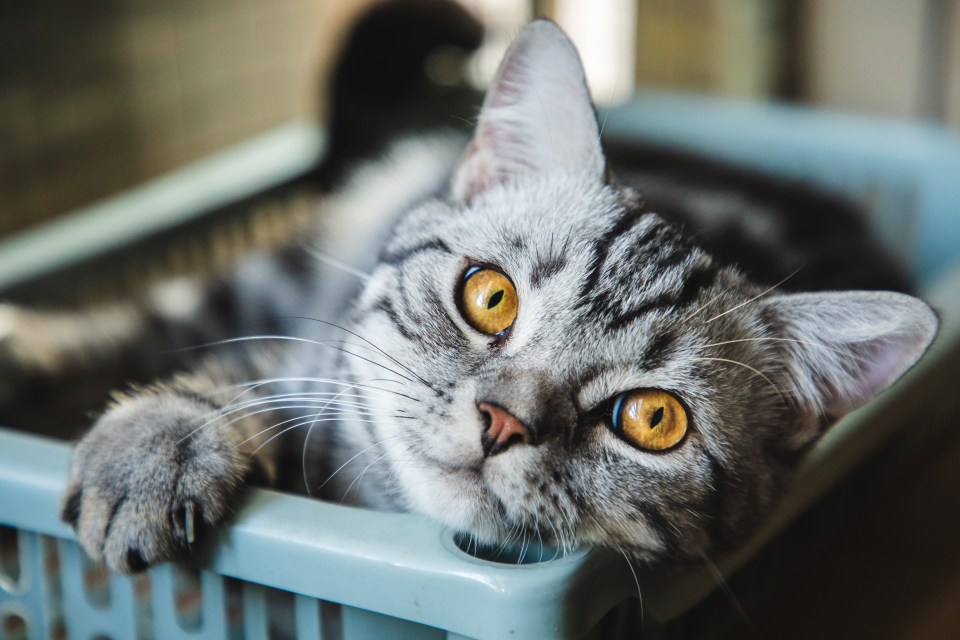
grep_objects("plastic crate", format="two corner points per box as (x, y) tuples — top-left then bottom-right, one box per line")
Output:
(2, 94), (960, 639)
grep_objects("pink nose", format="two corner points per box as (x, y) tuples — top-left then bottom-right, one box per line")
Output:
(478, 402), (534, 457)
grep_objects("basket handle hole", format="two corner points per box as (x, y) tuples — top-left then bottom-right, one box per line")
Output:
(451, 532), (567, 565)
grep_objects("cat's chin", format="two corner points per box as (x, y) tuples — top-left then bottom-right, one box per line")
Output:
(396, 449), (540, 543)
(416, 477), (510, 543)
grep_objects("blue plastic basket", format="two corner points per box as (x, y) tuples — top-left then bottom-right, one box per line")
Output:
(2, 94), (960, 639)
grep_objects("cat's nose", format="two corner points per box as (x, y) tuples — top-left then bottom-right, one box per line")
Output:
(478, 403), (534, 457)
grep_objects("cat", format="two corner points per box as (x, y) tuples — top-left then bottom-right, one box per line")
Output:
(4, 20), (938, 574)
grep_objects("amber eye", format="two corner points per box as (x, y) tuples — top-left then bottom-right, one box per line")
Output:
(611, 389), (688, 451)
(460, 266), (518, 336)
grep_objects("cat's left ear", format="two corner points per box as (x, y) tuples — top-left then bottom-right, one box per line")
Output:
(451, 20), (604, 203)
(767, 290), (938, 420)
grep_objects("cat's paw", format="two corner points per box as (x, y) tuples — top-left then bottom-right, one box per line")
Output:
(60, 392), (254, 573)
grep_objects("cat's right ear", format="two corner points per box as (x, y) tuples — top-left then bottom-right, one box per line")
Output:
(768, 290), (938, 424)
(451, 20), (604, 203)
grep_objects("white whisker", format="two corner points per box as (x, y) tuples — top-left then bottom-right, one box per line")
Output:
(694, 356), (786, 402)
(318, 435), (401, 493)
(701, 553), (759, 637)
(699, 336), (871, 364)
(702, 267), (803, 325)
(618, 546), (644, 629)
(248, 416), (376, 456)
(304, 380), (375, 497)
(340, 450), (391, 503)
(309, 249), (371, 281)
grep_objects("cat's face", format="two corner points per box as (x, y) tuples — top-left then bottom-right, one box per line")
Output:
(338, 21), (937, 561)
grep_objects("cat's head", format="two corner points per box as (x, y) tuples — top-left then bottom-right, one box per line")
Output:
(342, 21), (938, 560)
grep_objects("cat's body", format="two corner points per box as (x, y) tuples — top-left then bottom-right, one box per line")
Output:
(1, 22), (937, 574)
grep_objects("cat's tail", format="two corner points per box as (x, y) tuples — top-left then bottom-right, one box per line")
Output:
(313, 0), (484, 187)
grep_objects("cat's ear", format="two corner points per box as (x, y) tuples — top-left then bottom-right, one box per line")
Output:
(451, 20), (604, 203)
(768, 291), (938, 420)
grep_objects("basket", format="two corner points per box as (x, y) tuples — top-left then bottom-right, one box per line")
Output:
(2, 94), (960, 639)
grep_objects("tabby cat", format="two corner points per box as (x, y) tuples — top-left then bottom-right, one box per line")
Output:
(7, 21), (939, 573)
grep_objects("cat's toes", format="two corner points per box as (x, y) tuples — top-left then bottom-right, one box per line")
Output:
(69, 486), (204, 573)
(59, 483), (83, 529)
(61, 394), (253, 573)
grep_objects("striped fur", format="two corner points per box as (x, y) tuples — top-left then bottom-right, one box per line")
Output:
(5, 21), (936, 572)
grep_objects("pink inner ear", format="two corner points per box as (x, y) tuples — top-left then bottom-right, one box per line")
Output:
(448, 20), (605, 203)
(771, 291), (938, 420)
(826, 333), (931, 417)
(452, 125), (534, 203)
(451, 140), (491, 204)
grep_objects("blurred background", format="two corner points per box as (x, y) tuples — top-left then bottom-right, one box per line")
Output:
(2, 0), (959, 238)
(1, 2), (959, 638)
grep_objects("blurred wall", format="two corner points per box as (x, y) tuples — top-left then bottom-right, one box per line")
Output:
(799, 0), (960, 124)
(939, 0), (960, 123)
(0, 0), (346, 238)
(3, 0), (957, 242)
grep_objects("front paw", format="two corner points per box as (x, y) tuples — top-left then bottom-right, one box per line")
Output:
(60, 392), (253, 573)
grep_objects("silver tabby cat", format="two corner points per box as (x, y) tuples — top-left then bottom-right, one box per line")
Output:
(53, 21), (937, 573)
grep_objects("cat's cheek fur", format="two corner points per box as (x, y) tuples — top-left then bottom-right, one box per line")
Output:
(417, 384), (489, 468)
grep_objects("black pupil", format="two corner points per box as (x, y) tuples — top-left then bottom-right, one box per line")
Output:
(649, 406), (665, 428)
(487, 290), (504, 309)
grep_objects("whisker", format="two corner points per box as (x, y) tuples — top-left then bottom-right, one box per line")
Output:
(317, 435), (401, 493)
(699, 336), (871, 364)
(701, 267), (803, 325)
(223, 392), (374, 413)
(219, 395), (380, 419)
(518, 531), (530, 565)
(204, 401), (382, 434)
(229, 407), (391, 446)
(200, 375), (421, 404)
(677, 279), (740, 326)
(290, 317), (436, 391)
(172, 334), (420, 386)
(308, 249), (371, 281)
(693, 356), (786, 402)
(188, 377), (421, 430)
(236, 413), (318, 449)
(303, 380), (376, 497)
(191, 401), (401, 453)
(701, 553), (760, 638)
(248, 415), (381, 456)
(617, 546), (644, 629)
(177, 375), (417, 445)
(340, 450), (391, 503)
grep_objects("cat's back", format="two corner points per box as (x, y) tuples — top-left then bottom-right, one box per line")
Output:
(604, 140), (912, 294)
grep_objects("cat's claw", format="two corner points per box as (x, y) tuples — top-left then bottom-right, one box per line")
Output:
(185, 501), (197, 546)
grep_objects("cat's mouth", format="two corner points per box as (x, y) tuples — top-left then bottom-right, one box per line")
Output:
(414, 439), (532, 479)
(423, 454), (483, 476)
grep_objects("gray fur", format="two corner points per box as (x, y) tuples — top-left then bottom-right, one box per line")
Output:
(31, 21), (940, 572)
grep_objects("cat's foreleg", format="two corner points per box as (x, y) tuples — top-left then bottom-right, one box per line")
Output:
(59, 353), (286, 573)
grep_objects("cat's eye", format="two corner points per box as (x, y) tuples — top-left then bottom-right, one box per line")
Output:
(611, 389), (688, 451)
(460, 266), (518, 336)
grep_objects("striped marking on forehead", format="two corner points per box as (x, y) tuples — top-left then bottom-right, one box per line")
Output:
(379, 238), (454, 267)
(578, 209), (722, 331)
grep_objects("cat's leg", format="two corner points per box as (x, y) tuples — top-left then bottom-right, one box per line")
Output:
(0, 300), (151, 433)
(1, 245), (315, 436)
(0, 283), (226, 438)
(58, 352), (287, 574)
